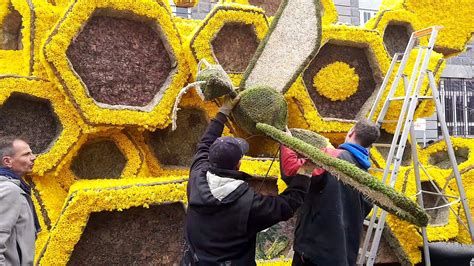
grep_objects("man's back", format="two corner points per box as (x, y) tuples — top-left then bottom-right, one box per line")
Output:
(293, 149), (372, 265)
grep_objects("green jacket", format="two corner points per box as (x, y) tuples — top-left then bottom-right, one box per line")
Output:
(0, 176), (35, 266)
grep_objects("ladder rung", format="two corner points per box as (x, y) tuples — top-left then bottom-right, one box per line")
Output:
(418, 96), (433, 99)
(389, 96), (406, 101)
(372, 143), (395, 148)
(389, 96), (433, 101)
(368, 167), (385, 172)
(415, 45), (432, 49)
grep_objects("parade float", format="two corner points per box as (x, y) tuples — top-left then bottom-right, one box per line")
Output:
(0, 0), (473, 264)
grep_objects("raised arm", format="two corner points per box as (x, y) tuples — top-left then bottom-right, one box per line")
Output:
(190, 95), (240, 172)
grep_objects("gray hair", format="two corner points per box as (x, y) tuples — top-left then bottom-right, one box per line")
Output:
(0, 136), (25, 165)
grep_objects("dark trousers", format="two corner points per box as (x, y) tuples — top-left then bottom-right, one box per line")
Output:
(292, 252), (318, 266)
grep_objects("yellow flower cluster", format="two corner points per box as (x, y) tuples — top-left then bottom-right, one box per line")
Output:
(377, 0), (474, 56)
(52, 129), (144, 190)
(257, 259), (291, 266)
(43, 0), (189, 129)
(38, 177), (188, 265)
(0, 77), (84, 175)
(185, 3), (269, 78)
(313, 61), (360, 101)
(0, 0), (33, 76)
(370, 136), (474, 263)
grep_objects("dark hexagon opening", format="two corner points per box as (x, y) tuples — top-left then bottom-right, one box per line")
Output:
(146, 108), (208, 168)
(0, 3), (22, 50)
(421, 181), (450, 226)
(68, 203), (185, 265)
(360, 225), (402, 264)
(66, 10), (175, 108)
(428, 147), (469, 169)
(247, 176), (278, 196)
(383, 23), (413, 57)
(70, 138), (126, 179)
(0, 93), (62, 154)
(376, 129), (412, 166)
(211, 23), (260, 73)
(303, 42), (381, 120)
(248, 0), (282, 16)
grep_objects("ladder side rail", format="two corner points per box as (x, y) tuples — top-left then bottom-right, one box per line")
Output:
(366, 40), (437, 265)
(410, 124), (431, 265)
(357, 205), (380, 265)
(360, 46), (424, 265)
(366, 210), (389, 265)
(368, 53), (402, 120)
(374, 35), (419, 126)
(418, 163), (470, 231)
(387, 28), (439, 188)
(429, 71), (474, 241)
(366, 73), (422, 264)
(379, 44), (426, 186)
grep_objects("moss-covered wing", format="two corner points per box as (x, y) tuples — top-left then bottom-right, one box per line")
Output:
(232, 85), (288, 135)
(290, 128), (329, 149)
(196, 63), (236, 100)
(240, 0), (322, 94)
(256, 123), (429, 227)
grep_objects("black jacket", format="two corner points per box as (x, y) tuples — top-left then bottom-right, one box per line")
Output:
(183, 112), (310, 265)
(288, 149), (373, 266)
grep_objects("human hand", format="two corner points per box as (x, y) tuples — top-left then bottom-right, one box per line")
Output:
(219, 94), (241, 116)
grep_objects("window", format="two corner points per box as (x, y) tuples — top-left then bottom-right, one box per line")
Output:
(359, 10), (377, 26)
(439, 78), (474, 137)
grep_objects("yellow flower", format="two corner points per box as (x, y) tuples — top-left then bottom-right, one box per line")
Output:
(313, 62), (359, 101)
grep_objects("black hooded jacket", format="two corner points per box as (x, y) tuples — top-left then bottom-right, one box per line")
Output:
(183, 112), (310, 265)
(281, 147), (373, 265)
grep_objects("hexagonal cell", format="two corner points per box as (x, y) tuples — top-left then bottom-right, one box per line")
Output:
(383, 23), (413, 57)
(211, 23), (260, 73)
(0, 3), (22, 50)
(0, 93), (61, 154)
(66, 11), (174, 107)
(421, 181), (450, 226)
(247, 176), (278, 196)
(68, 203), (185, 265)
(428, 148), (468, 169)
(376, 129), (412, 166)
(146, 108), (208, 168)
(360, 225), (403, 264)
(248, 0), (282, 16)
(303, 43), (380, 120)
(70, 139), (126, 179)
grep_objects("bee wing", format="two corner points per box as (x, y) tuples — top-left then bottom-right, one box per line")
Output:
(240, 0), (323, 94)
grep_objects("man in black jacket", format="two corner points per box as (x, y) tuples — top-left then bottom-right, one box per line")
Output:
(281, 119), (380, 266)
(182, 96), (312, 265)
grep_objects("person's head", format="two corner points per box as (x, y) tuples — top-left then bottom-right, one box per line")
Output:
(345, 119), (380, 148)
(0, 136), (36, 176)
(208, 137), (249, 170)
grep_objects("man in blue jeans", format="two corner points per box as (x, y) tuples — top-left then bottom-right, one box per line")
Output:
(182, 96), (313, 265)
(280, 119), (380, 266)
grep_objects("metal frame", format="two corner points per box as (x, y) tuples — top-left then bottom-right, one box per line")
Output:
(358, 26), (474, 266)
